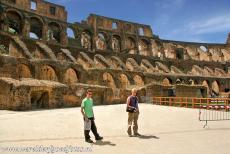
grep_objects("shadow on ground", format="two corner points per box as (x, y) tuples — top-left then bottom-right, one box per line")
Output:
(93, 140), (116, 146)
(137, 134), (160, 139)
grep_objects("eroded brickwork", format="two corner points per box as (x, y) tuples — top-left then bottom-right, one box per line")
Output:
(0, 0), (229, 110)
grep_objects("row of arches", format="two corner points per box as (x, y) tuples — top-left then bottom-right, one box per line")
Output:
(102, 72), (144, 89)
(0, 8), (66, 43)
(66, 26), (153, 55)
(17, 64), (79, 85)
(162, 77), (224, 95)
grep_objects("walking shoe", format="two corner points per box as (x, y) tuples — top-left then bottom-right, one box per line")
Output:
(95, 136), (103, 140)
(127, 130), (132, 137)
(85, 139), (93, 143)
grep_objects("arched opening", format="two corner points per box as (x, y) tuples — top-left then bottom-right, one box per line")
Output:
(176, 79), (182, 84)
(212, 80), (219, 96)
(139, 39), (150, 56)
(48, 22), (61, 43)
(162, 78), (172, 86)
(133, 75), (144, 87)
(103, 72), (116, 88)
(200, 46), (208, 52)
(81, 31), (91, 50)
(112, 35), (121, 52)
(119, 74), (130, 89)
(39, 65), (58, 81)
(202, 80), (210, 96)
(96, 33), (106, 50)
(67, 27), (75, 38)
(189, 79), (198, 85)
(30, 17), (43, 39)
(30, 91), (49, 109)
(126, 37), (136, 54)
(17, 64), (32, 79)
(64, 68), (78, 84)
(6, 10), (22, 34)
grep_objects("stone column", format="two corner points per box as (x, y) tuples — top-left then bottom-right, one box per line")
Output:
(1, 12), (8, 32)
(22, 15), (30, 38)
(60, 29), (67, 45)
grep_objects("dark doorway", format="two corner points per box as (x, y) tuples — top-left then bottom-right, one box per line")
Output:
(168, 89), (176, 97)
(31, 91), (49, 109)
(200, 88), (206, 98)
(176, 48), (184, 60)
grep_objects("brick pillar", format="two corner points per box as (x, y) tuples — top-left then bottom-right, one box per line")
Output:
(60, 29), (67, 46)
(42, 24), (48, 41)
(22, 16), (30, 38)
(1, 12), (8, 32)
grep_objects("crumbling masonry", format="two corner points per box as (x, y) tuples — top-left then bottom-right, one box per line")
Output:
(0, 0), (229, 110)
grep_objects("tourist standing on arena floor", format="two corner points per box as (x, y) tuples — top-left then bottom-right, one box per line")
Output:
(81, 89), (103, 143)
(126, 88), (141, 137)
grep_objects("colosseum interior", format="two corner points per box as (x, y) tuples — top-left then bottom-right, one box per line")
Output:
(0, 0), (229, 110)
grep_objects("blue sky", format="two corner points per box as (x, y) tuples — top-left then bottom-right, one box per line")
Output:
(47, 0), (230, 43)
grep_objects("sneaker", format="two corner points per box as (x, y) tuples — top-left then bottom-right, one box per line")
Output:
(127, 130), (132, 137)
(85, 139), (93, 143)
(95, 136), (103, 140)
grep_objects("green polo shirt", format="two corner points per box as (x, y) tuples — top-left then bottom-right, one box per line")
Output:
(81, 97), (94, 118)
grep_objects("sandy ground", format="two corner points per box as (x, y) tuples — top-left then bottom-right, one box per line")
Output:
(0, 103), (230, 154)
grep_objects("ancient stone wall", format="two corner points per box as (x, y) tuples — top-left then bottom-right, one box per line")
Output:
(0, 0), (229, 110)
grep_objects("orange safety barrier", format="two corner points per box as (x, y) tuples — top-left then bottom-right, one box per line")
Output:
(153, 97), (230, 128)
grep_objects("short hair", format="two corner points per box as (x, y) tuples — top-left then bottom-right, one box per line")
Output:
(86, 89), (92, 93)
(131, 88), (137, 93)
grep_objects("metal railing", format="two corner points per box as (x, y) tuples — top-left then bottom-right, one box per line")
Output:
(153, 97), (230, 128)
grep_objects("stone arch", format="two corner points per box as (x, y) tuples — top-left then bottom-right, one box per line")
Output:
(39, 65), (58, 81)
(29, 17), (43, 39)
(133, 75), (144, 87)
(212, 80), (220, 95)
(139, 39), (150, 56)
(126, 37), (136, 54)
(96, 32), (107, 50)
(119, 73), (130, 89)
(17, 64), (32, 79)
(81, 30), (92, 50)
(94, 54), (112, 68)
(162, 78), (172, 86)
(6, 9), (23, 34)
(48, 22), (61, 43)
(111, 35), (121, 52)
(189, 79), (198, 85)
(202, 80), (210, 96)
(126, 58), (142, 71)
(103, 72), (116, 88)
(67, 27), (75, 39)
(176, 78), (183, 84)
(64, 68), (78, 84)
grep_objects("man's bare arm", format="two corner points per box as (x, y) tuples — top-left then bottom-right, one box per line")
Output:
(81, 107), (88, 120)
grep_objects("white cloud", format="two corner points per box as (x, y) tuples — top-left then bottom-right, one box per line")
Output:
(188, 14), (230, 34)
(171, 14), (230, 35)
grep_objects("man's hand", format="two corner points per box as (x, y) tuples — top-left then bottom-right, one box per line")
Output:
(84, 116), (89, 122)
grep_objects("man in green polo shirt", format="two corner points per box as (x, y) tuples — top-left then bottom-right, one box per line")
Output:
(81, 89), (103, 143)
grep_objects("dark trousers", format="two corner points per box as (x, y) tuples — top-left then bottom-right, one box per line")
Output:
(84, 117), (100, 140)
